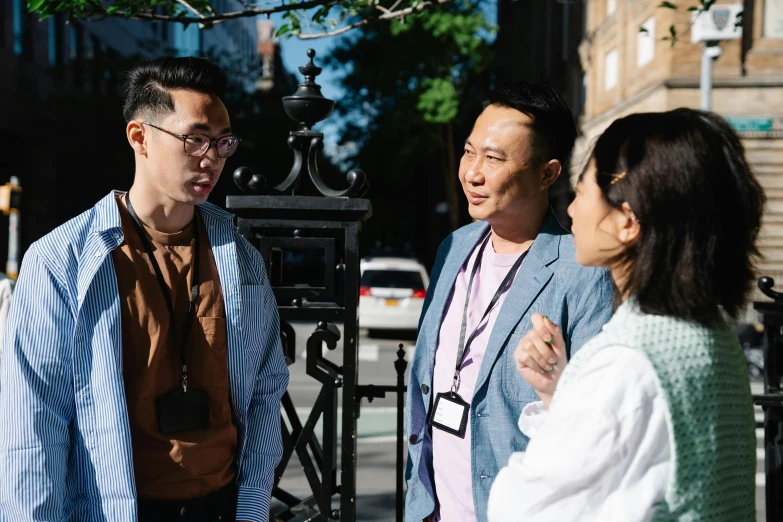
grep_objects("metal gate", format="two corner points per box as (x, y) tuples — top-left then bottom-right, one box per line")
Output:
(227, 49), (408, 522)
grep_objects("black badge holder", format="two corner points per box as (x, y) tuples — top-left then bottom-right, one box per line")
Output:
(428, 391), (470, 438)
(157, 387), (210, 434)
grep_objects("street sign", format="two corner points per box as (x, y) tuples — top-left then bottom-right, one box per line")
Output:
(725, 116), (774, 133)
(691, 4), (743, 43)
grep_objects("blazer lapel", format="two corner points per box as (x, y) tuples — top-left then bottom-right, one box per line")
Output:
(420, 222), (489, 345)
(473, 212), (563, 395)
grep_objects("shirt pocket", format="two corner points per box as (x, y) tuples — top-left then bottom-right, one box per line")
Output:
(199, 317), (229, 389)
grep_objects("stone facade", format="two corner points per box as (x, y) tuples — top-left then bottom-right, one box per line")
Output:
(577, 0), (783, 311)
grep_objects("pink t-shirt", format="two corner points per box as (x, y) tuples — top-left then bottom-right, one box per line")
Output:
(432, 238), (524, 522)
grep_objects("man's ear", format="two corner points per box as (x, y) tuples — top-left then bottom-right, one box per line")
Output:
(540, 159), (562, 190)
(127, 121), (147, 156)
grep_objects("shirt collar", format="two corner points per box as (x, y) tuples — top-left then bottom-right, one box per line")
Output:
(91, 190), (234, 235)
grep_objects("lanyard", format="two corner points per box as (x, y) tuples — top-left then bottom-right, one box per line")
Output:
(125, 195), (200, 392)
(452, 234), (529, 393)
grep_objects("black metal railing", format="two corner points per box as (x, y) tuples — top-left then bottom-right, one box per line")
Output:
(355, 345), (408, 522)
(752, 276), (783, 521)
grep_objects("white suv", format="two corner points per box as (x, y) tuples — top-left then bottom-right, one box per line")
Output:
(359, 257), (430, 334)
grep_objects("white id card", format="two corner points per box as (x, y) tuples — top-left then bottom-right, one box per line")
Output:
(428, 391), (469, 438)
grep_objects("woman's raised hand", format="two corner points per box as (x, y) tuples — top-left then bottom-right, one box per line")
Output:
(513, 313), (567, 408)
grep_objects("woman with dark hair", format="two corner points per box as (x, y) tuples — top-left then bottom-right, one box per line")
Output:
(487, 108), (764, 522)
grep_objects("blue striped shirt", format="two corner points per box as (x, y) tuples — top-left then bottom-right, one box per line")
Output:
(0, 191), (290, 522)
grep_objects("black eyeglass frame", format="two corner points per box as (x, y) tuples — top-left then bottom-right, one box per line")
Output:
(141, 121), (241, 158)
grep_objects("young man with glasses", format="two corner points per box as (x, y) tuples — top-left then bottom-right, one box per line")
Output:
(0, 57), (288, 522)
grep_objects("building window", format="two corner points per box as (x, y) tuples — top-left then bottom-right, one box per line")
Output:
(13, 0), (33, 59)
(607, 0), (617, 16)
(765, 0), (783, 38)
(48, 16), (65, 68)
(90, 36), (102, 94)
(173, 22), (201, 56)
(69, 23), (82, 63)
(84, 32), (95, 61)
(0, 0), (6, 47)
(638, 17), (655, 67)
(604, 48), (618, 90)
(69, 23), (84, 88)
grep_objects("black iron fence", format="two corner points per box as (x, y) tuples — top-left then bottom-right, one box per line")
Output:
(753, 276), (783, 522)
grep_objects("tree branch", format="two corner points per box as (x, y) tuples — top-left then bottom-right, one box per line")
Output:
(299, 0), (449, 39)
(301, 18), (369, 38)
(98, 0), (338, 25)
(175, 0), (205, 18)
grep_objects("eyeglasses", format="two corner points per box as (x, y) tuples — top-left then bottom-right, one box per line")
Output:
(141, 121), (241, 158)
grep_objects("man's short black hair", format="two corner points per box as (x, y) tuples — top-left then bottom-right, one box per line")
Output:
(122, 56), (228, 123)
(483, 81), (578, 167)
(585, 108), (766, 323)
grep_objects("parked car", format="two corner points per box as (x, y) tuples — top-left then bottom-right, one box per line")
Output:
(359, 257), (430, 336)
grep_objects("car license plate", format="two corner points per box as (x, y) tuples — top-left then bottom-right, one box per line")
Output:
(385, 299), (399, 307)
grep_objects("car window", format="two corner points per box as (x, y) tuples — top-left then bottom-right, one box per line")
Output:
(361, 269), (424, 289)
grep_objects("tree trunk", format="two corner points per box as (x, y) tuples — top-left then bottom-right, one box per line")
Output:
(444, 121), (460, 231)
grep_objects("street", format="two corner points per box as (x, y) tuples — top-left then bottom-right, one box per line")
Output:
(276, 322), (768, 522)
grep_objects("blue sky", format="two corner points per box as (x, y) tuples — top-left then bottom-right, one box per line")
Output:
(272, 0), (497, 100)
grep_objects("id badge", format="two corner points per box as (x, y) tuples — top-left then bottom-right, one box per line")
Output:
(156, 388), (210, 434)
(427, 391), (469, 438)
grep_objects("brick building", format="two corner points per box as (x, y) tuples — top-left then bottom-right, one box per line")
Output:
(576, 0), (783, 309)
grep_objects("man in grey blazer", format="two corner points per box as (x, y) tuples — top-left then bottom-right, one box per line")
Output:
(404, 82), (614, 522)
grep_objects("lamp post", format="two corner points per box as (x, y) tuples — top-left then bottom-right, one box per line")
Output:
(690, 4), (742, 111)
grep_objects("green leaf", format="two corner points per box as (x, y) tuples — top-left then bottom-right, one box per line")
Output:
(687, 6), (699, 11)
(639, 26), (649, 34)
(417, 77), (459, 124)
(312, 5), (330, 24)
(275, 23), (290, 37)
(659, 1), (677, 9)
(27, 0), (47, 11)
(669, 24), (677, 38)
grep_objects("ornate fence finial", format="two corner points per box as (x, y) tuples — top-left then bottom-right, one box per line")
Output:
(234, 49), (367, 198)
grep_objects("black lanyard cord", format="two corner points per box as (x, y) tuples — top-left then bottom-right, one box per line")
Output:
(125, 194), (200, 392)
(452, 233), (529, 393)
